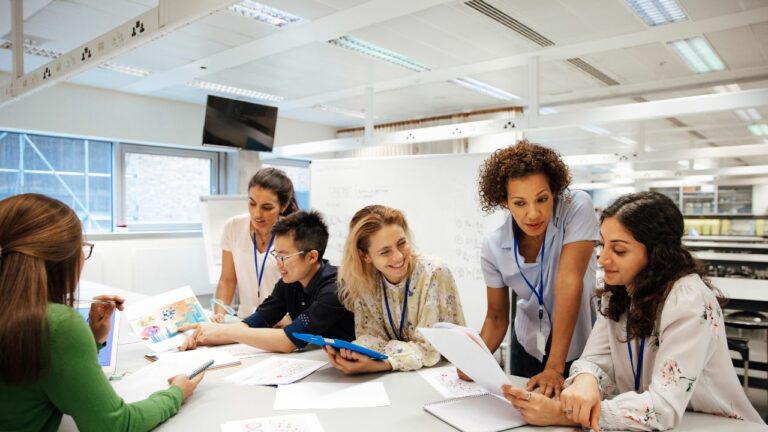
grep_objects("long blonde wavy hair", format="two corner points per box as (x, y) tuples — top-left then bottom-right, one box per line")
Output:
(337, 205), (415, 309)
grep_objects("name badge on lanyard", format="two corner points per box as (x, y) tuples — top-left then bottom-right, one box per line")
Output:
(252, 233), (275, 300)
(627, 328), (646, 392)
(513, 233), (548, 355)
(382, 277), (410, 341)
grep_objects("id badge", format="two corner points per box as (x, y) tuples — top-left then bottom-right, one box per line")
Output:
(537, 326), (547, 354)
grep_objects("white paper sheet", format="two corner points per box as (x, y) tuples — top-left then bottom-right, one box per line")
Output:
(146, 346), (240, 369)
(111, 350), (214, 403)
(221, 414), (325, 432)
(213, 343), (269, 359)
(273, 382), (390, 410)
(122, 286), (210, 353)
(224, 357), (326, 386)
(418, 325), (511, 397)
(418, 366), (489, 398)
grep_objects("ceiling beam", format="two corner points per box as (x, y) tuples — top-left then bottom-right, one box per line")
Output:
(120, 0), (455, 95)
(271, 88), (768, 158)
(279, 6), (768, 111)
(0, 0), (237, 107)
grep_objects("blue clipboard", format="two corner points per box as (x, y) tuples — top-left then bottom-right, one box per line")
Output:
(292, 333), (388, 360)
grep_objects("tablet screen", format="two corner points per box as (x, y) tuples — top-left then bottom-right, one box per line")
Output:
(75, 305), (118, 372)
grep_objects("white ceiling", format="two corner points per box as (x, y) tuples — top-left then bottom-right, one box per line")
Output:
(1, 0), (768, 174)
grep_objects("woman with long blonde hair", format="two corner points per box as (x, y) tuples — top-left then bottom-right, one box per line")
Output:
(0, 194), (203, 431)
(325, 205), (465, 374)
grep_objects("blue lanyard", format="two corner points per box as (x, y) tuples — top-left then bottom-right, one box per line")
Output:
(251, 233), (275, 299)
(513, 232), (546, 319)
(627, 333), (646, 392)
(382, 277), (410, 341)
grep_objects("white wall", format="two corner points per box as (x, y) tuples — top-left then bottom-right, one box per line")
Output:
(590, 186), (637, 209)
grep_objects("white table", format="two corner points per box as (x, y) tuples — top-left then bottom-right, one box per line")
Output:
(60, 340), (767, 432)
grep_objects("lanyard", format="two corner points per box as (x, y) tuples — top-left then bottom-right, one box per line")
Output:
(513, 232), (546, 320)
(251, 232), (275, 299)
(382, 277), (410, 341)
(627, 333), (646, 392)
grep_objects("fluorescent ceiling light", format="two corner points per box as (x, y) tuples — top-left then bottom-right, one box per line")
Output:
(328, 36), (430, 72)
(677, 160), (690, 168)
(748, 124), (768, 136)
(99, 61), (150, 77)
(668, 37), (725, 73)
(187, 79), (284, 102)
(711, 84), (741, 93)
(612, 136), (637, 146)
(711, 84), (763, 121)
(312, 105), (372, 120)
(328, 35), (518, 101)
(626, 0), (687, 26)
(228, 1), (303, 27)
(450, 77), (520, 101)
(539, 107), (558, 115)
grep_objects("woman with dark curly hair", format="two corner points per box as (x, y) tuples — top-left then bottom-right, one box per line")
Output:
(473, 140), (599, 397)
(501, 191), (763, 430)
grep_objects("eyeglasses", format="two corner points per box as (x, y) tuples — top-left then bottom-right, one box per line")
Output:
(269, 250), (306, 263)
(82, 242), (95, 260)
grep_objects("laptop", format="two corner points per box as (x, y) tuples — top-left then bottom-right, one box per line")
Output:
(75, 302), (120, 376)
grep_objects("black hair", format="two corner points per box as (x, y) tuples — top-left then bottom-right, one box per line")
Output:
(271, 210), (329, 259)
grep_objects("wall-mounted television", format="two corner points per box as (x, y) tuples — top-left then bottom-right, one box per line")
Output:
(202, 95), (278, 152)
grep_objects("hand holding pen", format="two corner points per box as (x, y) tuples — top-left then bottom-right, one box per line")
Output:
(88, 295), (125, 344)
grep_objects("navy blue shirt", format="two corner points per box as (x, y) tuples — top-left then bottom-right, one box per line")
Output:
(242, 260), (355, 348)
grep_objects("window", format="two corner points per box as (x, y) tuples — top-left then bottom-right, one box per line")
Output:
(0, 131), (113, 232)
(0, 130), (224, 233)
(262, 159), (310, 210)
(119, 144), (221, 230)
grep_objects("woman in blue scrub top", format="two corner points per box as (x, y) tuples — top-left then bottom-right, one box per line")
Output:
(212, 168), (299, 321)
(473, 140), (599, 398)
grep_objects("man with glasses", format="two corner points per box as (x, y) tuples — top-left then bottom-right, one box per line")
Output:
(178, 210), (354, 353)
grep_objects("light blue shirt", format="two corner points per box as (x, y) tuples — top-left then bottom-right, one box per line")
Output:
(481, 189), (599, 362)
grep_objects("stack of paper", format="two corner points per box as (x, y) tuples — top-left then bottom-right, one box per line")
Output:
(224, 357), (326, 386)
(273, 382), (390, 410)
(221, 414), (325, 432)
(146, 346), (240, 369)
(212, 343), (269, 359)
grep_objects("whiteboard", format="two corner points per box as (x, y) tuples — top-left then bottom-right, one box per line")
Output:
(200, 195), (248, 285)
(311, 154), (504, 330)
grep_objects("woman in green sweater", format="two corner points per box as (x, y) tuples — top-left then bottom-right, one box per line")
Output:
(0, 193), (203, 431)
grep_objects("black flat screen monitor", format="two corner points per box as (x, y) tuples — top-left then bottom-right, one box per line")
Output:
(202, 95), (278, 152)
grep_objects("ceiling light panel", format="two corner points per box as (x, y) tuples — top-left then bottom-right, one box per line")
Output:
(187, 79), (283, 102)
(667, 37), (725, 73)
(228, 1), (304, 28)
(625, 0), (687, 27)
(748, 124), (768, 136)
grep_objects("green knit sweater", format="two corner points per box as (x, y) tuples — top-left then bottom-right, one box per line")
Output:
(0, 303), (183, 431)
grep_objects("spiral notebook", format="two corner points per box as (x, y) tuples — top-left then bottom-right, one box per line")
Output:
(423, 393), (526, 432)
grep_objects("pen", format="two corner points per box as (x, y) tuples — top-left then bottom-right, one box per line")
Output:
(188, 359), (214, 380)
(90, 299), (124, 306)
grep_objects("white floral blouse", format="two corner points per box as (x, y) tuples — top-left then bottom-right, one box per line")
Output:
(352, 255), (466, 371)
(566, 273), (764, 430)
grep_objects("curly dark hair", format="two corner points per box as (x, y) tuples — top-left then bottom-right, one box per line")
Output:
(477, 140), (572, 214)
(596, 191), (719, 340)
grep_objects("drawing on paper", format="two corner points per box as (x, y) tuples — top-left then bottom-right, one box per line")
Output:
(129, 297), (206, 344)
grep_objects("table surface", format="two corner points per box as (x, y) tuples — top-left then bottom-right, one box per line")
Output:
(63, 281), (766, 432)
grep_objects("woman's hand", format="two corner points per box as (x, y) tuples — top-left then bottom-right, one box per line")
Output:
(168, 373), (204, 402)
(323, 346), (393, 375)
(177, 323), (232, 348)
(527, 367), (565, 398)
(560, 374), (601, 430)
(88, 295), (125, 344)
(501, 385), (578, 427)
(209, 313), (226, 323)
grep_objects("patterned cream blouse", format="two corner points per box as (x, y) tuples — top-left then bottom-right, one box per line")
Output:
(566, 273), (764, 430)
(352, 255), (466, 371)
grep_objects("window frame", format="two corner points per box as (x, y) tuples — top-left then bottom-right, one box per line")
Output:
(115, 143), (223, 232)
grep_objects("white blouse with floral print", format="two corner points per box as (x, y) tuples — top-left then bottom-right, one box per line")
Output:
(352, 255), (466, 371)
(565, 273), (764, 430)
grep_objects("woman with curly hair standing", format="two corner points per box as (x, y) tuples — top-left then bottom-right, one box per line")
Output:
(472, 140), (599, 398)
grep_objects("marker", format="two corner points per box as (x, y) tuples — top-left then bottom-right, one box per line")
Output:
(188, 359), (214, 380)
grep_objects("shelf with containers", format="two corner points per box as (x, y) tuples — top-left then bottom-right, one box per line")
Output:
(651, 185), (753, 215)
